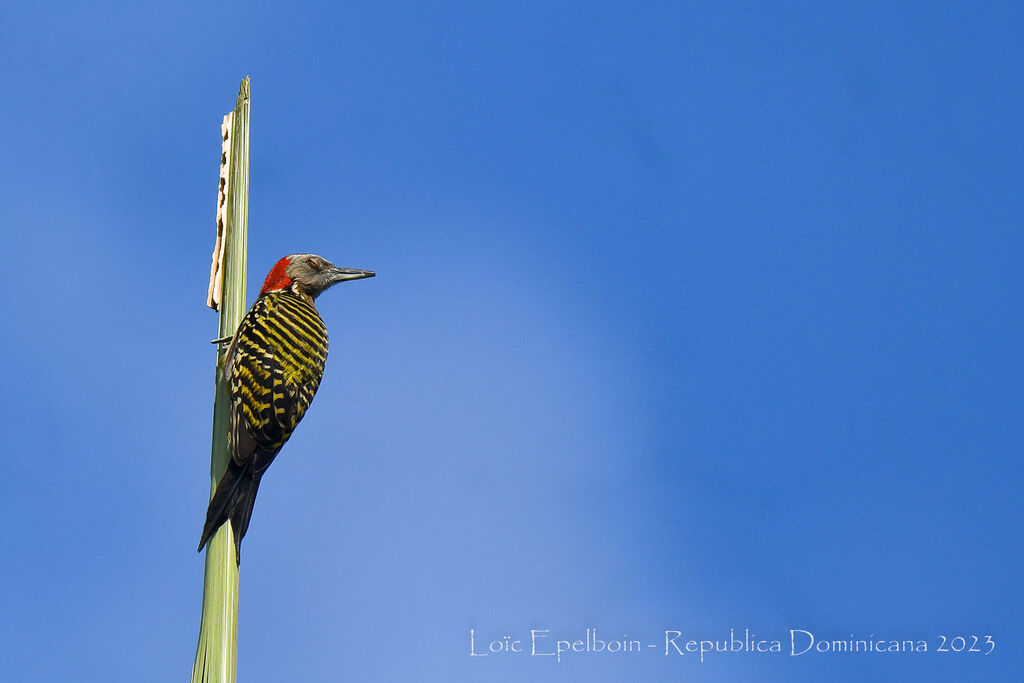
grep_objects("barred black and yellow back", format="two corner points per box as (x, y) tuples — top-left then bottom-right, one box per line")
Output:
(230, 291), (328, 456)
(198, 253), (374, 564)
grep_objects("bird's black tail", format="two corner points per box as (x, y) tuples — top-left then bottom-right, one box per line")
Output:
(197, 460), (262, 565)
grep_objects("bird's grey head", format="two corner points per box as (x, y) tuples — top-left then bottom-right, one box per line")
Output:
(260, 253), (375, 299)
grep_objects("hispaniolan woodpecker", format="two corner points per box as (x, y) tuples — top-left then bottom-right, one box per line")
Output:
(198, 253), (374, 563)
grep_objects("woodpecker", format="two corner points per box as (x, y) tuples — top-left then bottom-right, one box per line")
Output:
(198, 253), (374, 563)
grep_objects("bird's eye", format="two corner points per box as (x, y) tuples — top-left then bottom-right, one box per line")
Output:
(307, 258), (320, 269)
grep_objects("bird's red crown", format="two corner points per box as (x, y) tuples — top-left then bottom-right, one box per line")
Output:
(260, 256), (294, 294)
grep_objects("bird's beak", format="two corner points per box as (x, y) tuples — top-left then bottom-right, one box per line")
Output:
(328, 266), (375, 284)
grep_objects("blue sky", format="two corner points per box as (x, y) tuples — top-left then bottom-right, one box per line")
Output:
(1, 2), (1021, 681)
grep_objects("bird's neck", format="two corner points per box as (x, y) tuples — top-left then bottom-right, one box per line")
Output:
(263, 287), (318, 309)
(287, 283), (317, 307)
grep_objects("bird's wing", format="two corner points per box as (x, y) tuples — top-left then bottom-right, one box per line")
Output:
(262, 293), (328, 444)
(224, 298), (284, 469)
(225, 294), (327, 473)
(227, 334), (284, 469)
